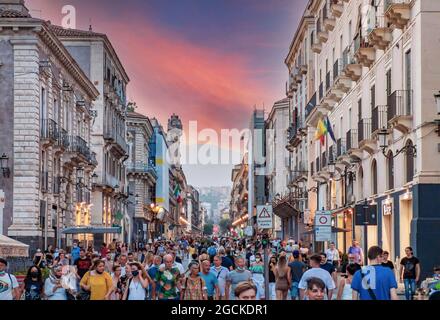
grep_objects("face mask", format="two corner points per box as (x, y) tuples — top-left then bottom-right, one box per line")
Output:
(132, 270), (139, 277)
(30, 272), (39, 278)
(256, 258), (261, 262)
(236, 267), (244, 271)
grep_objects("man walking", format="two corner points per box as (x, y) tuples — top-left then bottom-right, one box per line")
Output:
(348, 240), (364, 265)
(351, 246), (398, 300)
(298, 255), (335, 300)
(225, 257), (252, 300)
(400, 247), (420, 300)
(200, 259), (219, 300)
(288, 251), (306, 300)
(0, 258), (20, 300)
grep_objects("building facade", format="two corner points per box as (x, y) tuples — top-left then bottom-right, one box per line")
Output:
(126, 111), (157, 245)
(0, 1), (99, 252)
(230, 154), (249, 236)
(286, 0), (440, 275)
(265, 99), (293, 239)
(50, 24), (131, 246)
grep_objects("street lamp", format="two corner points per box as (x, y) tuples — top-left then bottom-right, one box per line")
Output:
(0, 153), (10, 178)
(91, 172), (98, 185)
(76, 167), (84, 184)
(435, 91), (440, 136)
(378, 129), (417, 159)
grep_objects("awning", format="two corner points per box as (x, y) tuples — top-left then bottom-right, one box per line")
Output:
(61, 226), (122, 235)
(0, 235), (29, 258)
(302, 226), (351, 235)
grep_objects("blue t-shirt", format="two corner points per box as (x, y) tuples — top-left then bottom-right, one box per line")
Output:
(71, 247), (80, 263)
(208, 246), (217, 257)
(199, 271), (218, 297)
(351, 265), (398, 300)
(148, 265), (159, 293)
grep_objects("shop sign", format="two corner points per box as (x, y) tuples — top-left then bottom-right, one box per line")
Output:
(383, 202), (393, 216)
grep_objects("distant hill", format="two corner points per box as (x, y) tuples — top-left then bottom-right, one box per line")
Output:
(198, 186), (231, 223)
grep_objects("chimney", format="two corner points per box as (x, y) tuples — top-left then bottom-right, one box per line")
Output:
(0, 0), (29, 14)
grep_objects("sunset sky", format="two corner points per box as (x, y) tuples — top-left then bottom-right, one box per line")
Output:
(26, 0), (308, 187)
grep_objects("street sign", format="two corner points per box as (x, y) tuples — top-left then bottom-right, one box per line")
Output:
(315, 210), (332, 226)
(257, 205), (273, 229)
(314, 210), (332, 242)
(315, 226), (332, 242)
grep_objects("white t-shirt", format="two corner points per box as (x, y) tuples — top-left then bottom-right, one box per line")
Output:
(325, 249), (340, 262)
(0, 273), (19, 300)
(298, 268), (336, 291)
(127, 279), (146, 301)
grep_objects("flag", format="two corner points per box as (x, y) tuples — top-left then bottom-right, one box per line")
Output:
(174, 184), (183, 203)
(325, 117), (337, 143)
(315, 119), (327, 146)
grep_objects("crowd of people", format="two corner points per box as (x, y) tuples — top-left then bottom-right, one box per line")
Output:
(1, 236), (440, 301)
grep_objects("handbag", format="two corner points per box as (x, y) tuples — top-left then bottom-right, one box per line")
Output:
(77, 288), (91, 300)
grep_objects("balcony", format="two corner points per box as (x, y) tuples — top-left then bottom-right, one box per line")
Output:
(54, 128), (70, 150)
(311, 40), (322, 54)
(76, 187), (91, 204)
(342, 45), (362, 81)
(104, 174), (119, 189)
(358, 118), (376, 154)
(290, 162), (308, 186)
(40, 119), (60, 146)
(88, 152), (98, 167)
(299, 62), (308, 75)
(67, 136), (91, 162)
(323, 1), (336, 32)
(354, 35), (375, 68)
(316, 19), (328, 44)
(368, 16), (393, 51)
(387, 90), (413, 133)
(330, 0), (344, 18)
(336, 138), (346, 159)
(293, 67), (302, 84)
(332, 58), (351, 94)
(305, 92), (320, 127)
(104, 129), (128, 156)
(346, 129), (362, 160)
(126, 161), (158, 180)
(385, 0), (411, 30)
(286, 120), (306, 151)
(372, 105), (389, 135)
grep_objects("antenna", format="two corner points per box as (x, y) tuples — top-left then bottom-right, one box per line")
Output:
(89, 18), (93, 31)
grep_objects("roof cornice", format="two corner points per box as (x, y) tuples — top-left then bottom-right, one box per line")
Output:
(285, 16), (315, 67)
(39, 22), (99, 99)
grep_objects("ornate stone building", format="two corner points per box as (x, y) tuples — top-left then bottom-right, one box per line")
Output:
(0, 1), (99, 251)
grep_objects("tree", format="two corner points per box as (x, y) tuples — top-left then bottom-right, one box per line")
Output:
(203, 223), (214, 236)
(219, 218), (232, 234)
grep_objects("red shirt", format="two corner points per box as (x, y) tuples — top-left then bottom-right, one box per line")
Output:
(100, 247), (109, 258)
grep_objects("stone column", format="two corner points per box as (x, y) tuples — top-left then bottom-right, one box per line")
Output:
(7, 39), (42, 252)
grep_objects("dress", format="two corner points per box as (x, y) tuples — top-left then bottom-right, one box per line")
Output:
(182, 277), (206, 300)
(275, 267), (290, 291)
(341, 282), (353, 300)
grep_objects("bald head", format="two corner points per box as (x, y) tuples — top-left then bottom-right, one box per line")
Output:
(164, 254), (174, 269)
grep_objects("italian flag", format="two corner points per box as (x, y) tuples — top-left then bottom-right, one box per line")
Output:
(174, 184), (183, 203)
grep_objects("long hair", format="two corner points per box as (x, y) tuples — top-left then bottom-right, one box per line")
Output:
(24, 266), (43, 287)
(277, 255), (288, 277)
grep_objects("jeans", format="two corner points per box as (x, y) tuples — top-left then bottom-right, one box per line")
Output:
(269, 283), (276, 300)
(290, 282), (299, 300)
(404, 279), (417, 300)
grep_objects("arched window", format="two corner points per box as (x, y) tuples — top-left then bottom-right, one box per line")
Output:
(406, 140), (415, 183)
(387, 152), (394, 190)
(371, 159), (378, 195)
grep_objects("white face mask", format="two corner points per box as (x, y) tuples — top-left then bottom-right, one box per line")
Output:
(256, 258), (261, 263)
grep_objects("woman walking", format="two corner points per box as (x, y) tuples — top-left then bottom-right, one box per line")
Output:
(274, 255), (291, 300)
(181, 261), (207, 300)
(122, 262), (149, 300)
(80, 259), (113, 300)
(336, 264), (356, 300)
(249, 252), (265, 300)
(21, 266), (44, 300)
(268, 256), (277, 300)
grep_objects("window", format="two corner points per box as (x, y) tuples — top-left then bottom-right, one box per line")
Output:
(386, 69), (392, 105)
(405, 50), (412, 114)
(358, 99), (362, 121)
(349, 108), (352, 130)
(387, 152), (394, 190)
(349, 20), (352, 42)
(405, 140), (415, 183)
(371, 159), (378, 195)
(371, 85), (376, 110)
